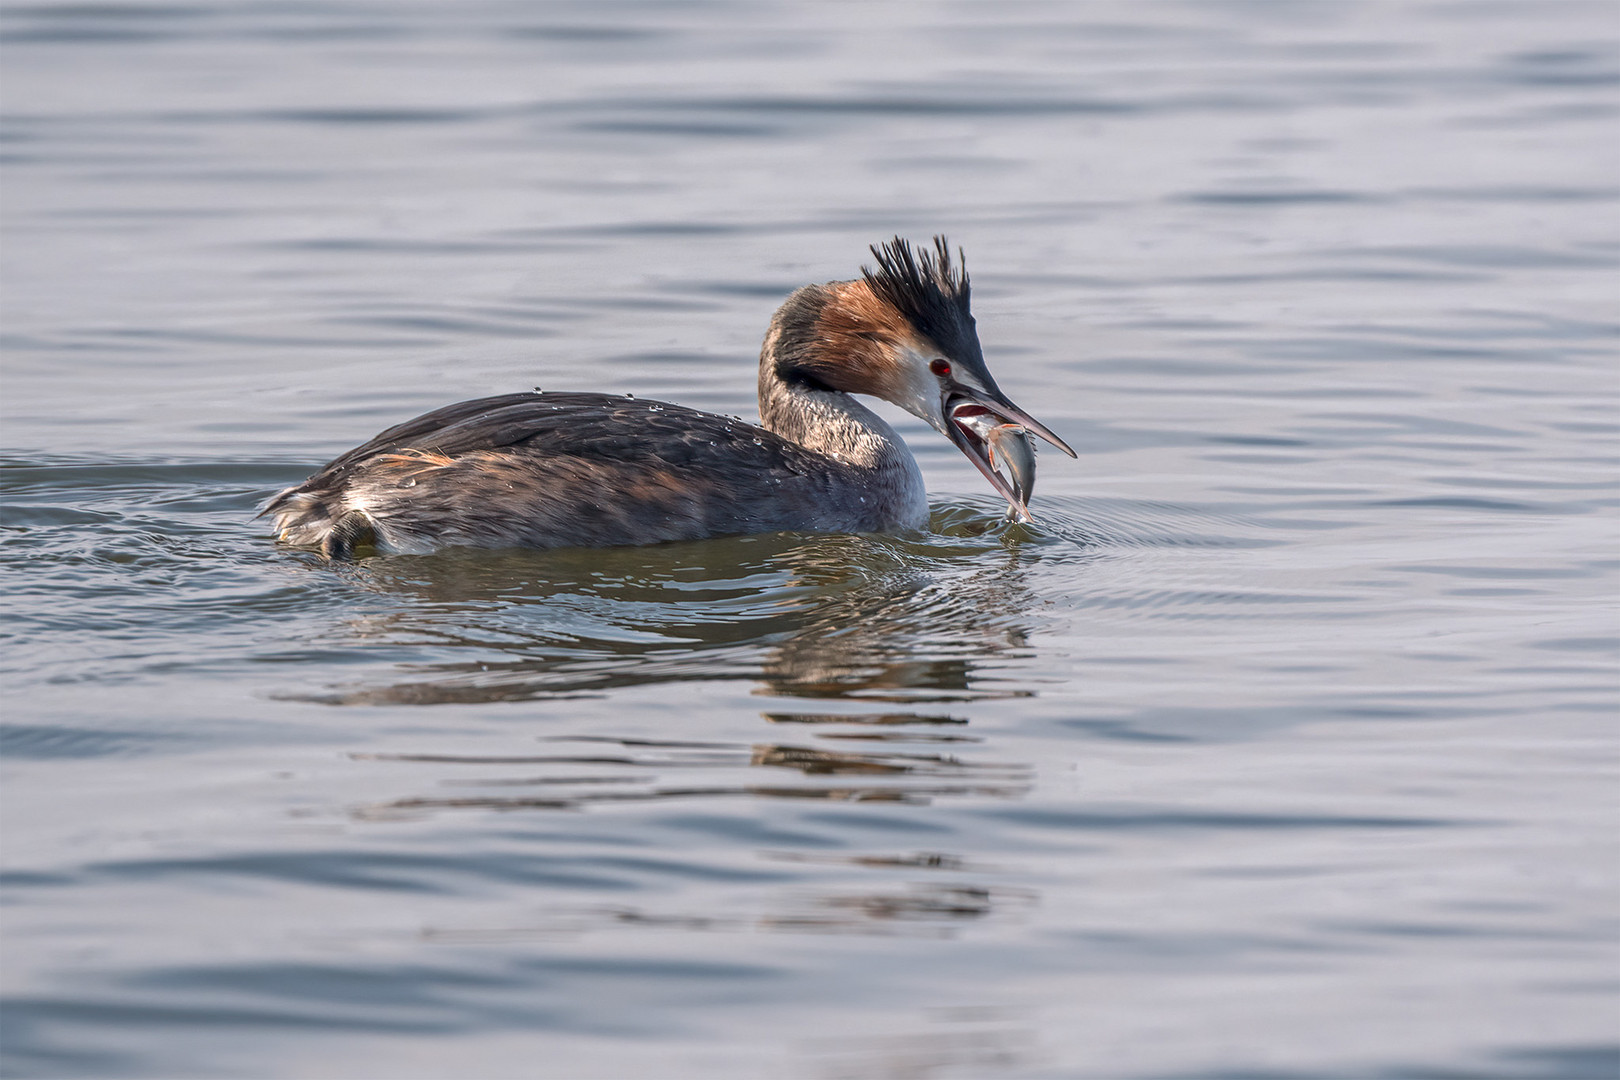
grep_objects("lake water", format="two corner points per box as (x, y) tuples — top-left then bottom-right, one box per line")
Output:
(2, 3), (1617, 1078)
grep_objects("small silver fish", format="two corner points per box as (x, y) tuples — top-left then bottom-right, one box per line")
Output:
(953, 408), (1038, 522)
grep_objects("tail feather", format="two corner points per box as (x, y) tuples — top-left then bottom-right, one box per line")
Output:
(260, 487), (342, 550)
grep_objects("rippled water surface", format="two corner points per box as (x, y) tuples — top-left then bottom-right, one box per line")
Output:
(3, 3), (1617, 1078)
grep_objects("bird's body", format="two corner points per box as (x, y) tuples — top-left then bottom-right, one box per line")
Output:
(263, 237), (1072, 558)
(266, 389), (925, 555)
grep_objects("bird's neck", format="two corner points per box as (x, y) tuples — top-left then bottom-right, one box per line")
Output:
(754, 284), (929, 529)
(758, 364), (912, 468)
(756, 295), (912, 471)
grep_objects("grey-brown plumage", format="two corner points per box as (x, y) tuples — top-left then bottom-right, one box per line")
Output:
(264, 392), (917, 556)
(262, 237), (1075, 557)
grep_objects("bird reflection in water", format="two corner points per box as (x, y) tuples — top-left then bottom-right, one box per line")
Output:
(308, 528), (1045, 814)
(798, 1022), (1037, 1080)
(298, 528), (1040, 708)
(335, 533), (1048, 947)
(353, 734), (1032, 815)
(418, 875), (1037, 943)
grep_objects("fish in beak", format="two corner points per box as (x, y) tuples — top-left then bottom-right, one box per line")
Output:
(951, 406), (1039, 521)
(943, 389), (1075, 523)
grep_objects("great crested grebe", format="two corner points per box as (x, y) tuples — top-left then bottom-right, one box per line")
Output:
(263, 236), (1074, 558)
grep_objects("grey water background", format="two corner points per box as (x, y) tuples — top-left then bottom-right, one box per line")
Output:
(2, 2), (1617, 1077)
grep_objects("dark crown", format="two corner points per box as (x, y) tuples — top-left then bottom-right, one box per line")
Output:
(862, 235), (985, 368)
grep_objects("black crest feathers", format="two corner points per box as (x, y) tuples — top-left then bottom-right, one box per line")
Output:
(861, 236), (983, 364)
(864, 235), (970, 320)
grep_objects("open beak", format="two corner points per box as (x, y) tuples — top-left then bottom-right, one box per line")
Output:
(943, 389), (1075, 523)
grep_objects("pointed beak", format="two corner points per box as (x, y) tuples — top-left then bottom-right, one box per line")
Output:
(942, 387), (1075, 522)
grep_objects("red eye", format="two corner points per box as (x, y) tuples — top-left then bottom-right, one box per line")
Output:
(929, 359), (952, 377)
